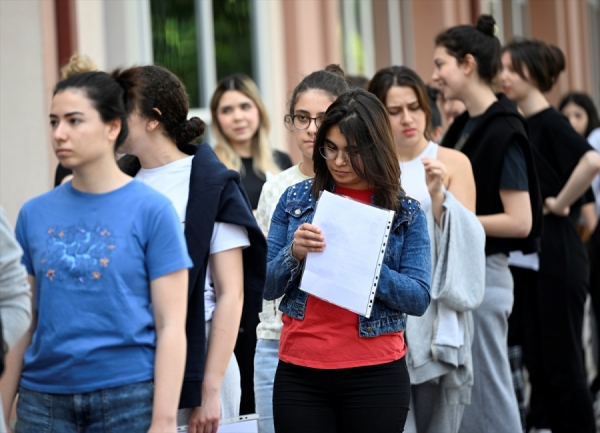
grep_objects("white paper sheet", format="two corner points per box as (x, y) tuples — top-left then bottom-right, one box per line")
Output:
(299, 190), (395, 317)
(177, 414), (259, 432)
(219, 415), (258, 433)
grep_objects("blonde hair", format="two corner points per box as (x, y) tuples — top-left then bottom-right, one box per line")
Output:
(60, 54), (98, 78)
(210, 74), (279, 178)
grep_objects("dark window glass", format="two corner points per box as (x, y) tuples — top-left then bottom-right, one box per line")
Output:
(150, 0), (200, 107)
(213, 0), (253, 80)
(150, 0), (254, 107)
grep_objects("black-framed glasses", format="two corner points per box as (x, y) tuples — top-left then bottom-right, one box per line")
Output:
(289, 114), (324, 130)
(319, 146), (357, 162)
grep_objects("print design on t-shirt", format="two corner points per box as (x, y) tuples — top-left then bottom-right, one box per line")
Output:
(41, 222), (117, 285)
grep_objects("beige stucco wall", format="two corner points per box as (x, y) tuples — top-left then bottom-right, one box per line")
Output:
(0, 0), (57, 225)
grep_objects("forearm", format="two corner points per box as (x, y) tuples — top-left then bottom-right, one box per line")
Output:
(376, 264), (431, 316)
(554, 151), (600, 210)
(152, 324), (186, 426)
(478, 212), (530, 238)
(265, 242), (302, 300)
(0, 330), (32, 422)
(203, 292), (243, 394)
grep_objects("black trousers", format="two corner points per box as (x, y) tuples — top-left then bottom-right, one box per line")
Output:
(509, 265), (549, 430)
(273, 357), (410, 433)
(519, 217), (595, 433)
(234, 311), (260, 415)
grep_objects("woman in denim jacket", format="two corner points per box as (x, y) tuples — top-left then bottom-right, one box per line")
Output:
(264, 89), (431, 433)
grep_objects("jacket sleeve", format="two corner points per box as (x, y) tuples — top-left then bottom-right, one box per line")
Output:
(264, 197), (304, 300)
(375, 209), (431, 316)
(429, 192), (485, 312)
(0, 206), (32, 350)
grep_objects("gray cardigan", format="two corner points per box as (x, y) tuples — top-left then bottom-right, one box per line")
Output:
(0, 206), (31, 351)
(0, 206), (31, 430)
(406, 191), (485, 405)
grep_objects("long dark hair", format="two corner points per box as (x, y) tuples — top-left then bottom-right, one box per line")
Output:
(368, 65), (433, 140)
(558, 92), (600, 138)
(312, 89), (402, 213)
(435, 14), (501, 85)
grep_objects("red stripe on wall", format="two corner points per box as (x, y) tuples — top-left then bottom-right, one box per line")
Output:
(55, 0), (77, 71)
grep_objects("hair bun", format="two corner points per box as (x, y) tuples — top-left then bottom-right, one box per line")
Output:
(61, 54), (97, 79)
(173, 117), (206, 144)
(476, 14), (496, 37)
(325, 64), (346, 79)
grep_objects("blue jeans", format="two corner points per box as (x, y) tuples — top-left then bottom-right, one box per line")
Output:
(253, 339), (279, 433)
(16, 381), (153, 433)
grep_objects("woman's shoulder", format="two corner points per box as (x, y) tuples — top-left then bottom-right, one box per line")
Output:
(280, 178), (315, 201)
(437, 145), (472, 169)
(397, 192), (422, 222)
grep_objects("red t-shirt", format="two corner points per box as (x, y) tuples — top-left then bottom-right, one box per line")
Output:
(278, 185), (406, 369)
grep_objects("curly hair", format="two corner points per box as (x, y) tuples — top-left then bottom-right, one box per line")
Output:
(114, 65), (205, 145)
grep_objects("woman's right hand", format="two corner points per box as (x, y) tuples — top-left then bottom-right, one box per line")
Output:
(291, 223), (325, 261)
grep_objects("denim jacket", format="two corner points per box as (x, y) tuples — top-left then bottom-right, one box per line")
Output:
(264, 179), (431, 337)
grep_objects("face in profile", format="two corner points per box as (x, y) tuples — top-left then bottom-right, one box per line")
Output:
(432, 47), (467, 101)
(322, 125), (369, 190)
(216, 90), (260, 147)
(500, 52), (534, 102)
(50, 89), (119, 170)
(121, 111), (147, 155)
(385, 86), (427, 150)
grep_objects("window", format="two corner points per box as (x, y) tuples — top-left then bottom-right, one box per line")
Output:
(340, 0), (375, 78)
(150, 0), (254, 109)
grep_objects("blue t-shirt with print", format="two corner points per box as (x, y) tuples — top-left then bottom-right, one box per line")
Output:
(15, 180), (192, 394)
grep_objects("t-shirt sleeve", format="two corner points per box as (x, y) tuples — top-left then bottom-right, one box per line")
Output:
(499, 141), (529, 191)
(209, 222), (250, 255)
(145, 202), (193, 281)
(14, 207), (33, 276)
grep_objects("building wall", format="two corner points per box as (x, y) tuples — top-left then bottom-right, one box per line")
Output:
(0, 0), (58, 224)
(0, 0), (598, 226)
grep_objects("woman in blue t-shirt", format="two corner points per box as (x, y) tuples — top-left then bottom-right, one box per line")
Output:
(3, 71), (191, 433)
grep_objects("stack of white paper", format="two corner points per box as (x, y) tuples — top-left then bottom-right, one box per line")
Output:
(300, 190), (395, 317)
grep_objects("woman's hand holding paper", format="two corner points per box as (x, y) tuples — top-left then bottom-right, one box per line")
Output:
(291, 223), (325, 261)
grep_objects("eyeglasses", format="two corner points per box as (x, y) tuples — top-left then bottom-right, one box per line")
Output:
(289, 115), (324, 130)
(319, 146), (358, 162)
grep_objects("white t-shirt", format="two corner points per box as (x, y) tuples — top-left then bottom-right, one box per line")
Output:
(588, 128), (600, 216)
(135, 155), (249, 321)
(399, 141), (439, 212)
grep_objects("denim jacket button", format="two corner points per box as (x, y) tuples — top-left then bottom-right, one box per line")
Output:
(294, 209), (301, 215)
(366, 326), (373, 333)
